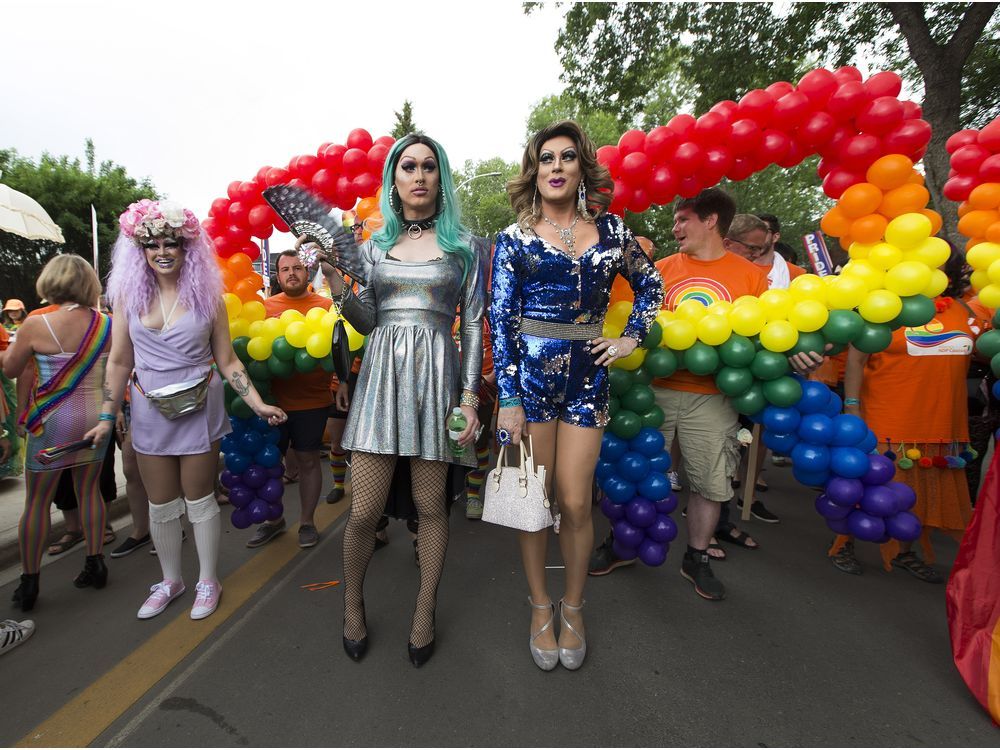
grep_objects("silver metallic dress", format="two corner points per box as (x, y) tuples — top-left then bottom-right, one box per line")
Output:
(339, 238), (486, 467)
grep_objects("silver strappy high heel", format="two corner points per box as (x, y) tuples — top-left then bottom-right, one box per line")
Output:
(528, 597), (559, 671)
(558, 598), (587, 670)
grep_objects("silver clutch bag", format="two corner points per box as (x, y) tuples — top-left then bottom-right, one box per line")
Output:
(482, 437), (552, 533)
(133, 372), (211, 420)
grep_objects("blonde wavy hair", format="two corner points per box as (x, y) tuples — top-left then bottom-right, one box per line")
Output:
(508, 120), (613, 233)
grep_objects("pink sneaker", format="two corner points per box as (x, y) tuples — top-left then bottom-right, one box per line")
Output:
(190, 580), (222, 620)
(137, 580), (185, 620)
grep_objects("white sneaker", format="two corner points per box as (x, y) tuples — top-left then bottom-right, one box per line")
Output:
(668, 471), (682, 491)
(0, 619), (35, 655)
(465, 498), (484, 520)
(137, 580), (186, 619)
(190, 580), (222, 620)
(771, 455), (790, 467)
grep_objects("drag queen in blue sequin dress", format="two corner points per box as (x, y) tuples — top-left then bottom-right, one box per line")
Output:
(490, 121), (664, 671)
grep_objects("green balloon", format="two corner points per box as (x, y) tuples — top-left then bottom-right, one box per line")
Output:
(318, 354), (336, 373)
(853, 322), (893, 354)
(991, 351), (1000, 379)
(892, 295), (936, 328)
(247, 359), (271, 382)
(993, 308), (1000, 329)
(979, 329), (1000, 359)
(609, 368), (633, 397)
(232, 336), (251, 364)
(294, 350), (318, 373)
(683, 342), (720, 376)
(644, 348), (678, 378)
(642, 322), (663, 350)
(271, 336), (296, 362)
(631, 366), (653, 387)
(826, 341), (847, 355)
(715, 366), (754, 397)
(751, 335), (764, 351)
(718, 335), (756, 368)
(731, 381), (766, 415)
(609, 395), (620, 416)
(750, 350), (790, 381)
(621, 384), (655, 413)
(640, 404), (665, 429)
(609, 409), (642, 439)
(788, 331), (827, 358)
(822, 310), (864, 344)
(267, 354), (295, 379)
(763, 376), (803, 408)
(229, 395), (253, 419)
(252, 378), (271, 397)
(223, 383), (237, 404)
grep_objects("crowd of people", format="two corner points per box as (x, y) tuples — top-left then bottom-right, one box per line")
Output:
(0, 120), (989, 672)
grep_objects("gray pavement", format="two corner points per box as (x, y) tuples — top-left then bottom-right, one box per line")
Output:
(1, 466), (997, 747)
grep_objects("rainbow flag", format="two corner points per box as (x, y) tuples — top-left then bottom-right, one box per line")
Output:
(19, 311), (110, 437)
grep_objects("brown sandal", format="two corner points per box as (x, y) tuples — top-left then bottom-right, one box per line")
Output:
(48, 531), (85, 556)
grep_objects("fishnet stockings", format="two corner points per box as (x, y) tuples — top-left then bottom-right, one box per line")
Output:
(342, 452), (449, 647)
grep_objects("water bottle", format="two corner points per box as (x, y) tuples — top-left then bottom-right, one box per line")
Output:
(447, 407), (467, 455)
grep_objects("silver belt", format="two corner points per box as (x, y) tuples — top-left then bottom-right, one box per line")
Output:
(519, 317), (603, 341)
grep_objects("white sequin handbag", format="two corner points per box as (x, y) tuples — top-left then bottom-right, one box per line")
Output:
(482, 437), (553, 533)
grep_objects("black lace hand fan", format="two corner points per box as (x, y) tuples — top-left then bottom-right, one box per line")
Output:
(262, 185), (369, 285)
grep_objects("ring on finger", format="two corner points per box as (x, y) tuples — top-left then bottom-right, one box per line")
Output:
(607, 345), (619, 357)
(496, 428), (511, 446)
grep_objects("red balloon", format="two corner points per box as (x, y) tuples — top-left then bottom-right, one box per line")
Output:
(979, 154), (1000, 182)
(311, 168), (337, 198)
(708, 101), (738, 123)
(677, 175), (702, 199)
(818, 124), (853, 160)
(978, 120), (1000, 152)
(263, 167), (289, 187)
(881, 119), (931, 155)
(736, 89), (775, 127)
(618, 129), (646, 155)
(693, 112), (730, 146)
(352, 172), (379, 200)
(292, 154), (319, 180)
(346, 128), (374, 152)
(797, 68), (838, 104)
(856, 96), (905, 136)
(776, 138), (807, 169)
(671, 141), (704, 176)
(256, 166), (272, 183)
(837, 133), (882, 172)
(822, 167), (865, 199)
(765, 81), (795, 99)
(213, 235), (235, 258)
(287, 178), (309, 191)
(612, 179), (633, 210)
(900, 101), (922, 120)
(703, 146), (734, 176)
(201, 217), (221, 237)
(596, 145), (623, 177)
(796, 111), (838, 148)
(727, 157), (756, 182)
(760, 130), (792, 164)
(771, 91), (812, 130)
(730, 119), (763, 155)
(210, 197), (231, 218)
(817, 157), (833, 178)
(228, 201), (250, 226)
(334, 175), (355, 209)
(367, 144), (389, 176)
(626, 187), (651, 214)
(374, 135), (396, 149)
(250, 223), (273, 241)
(342, 148), (369, 178)
(647, 165), (678, 204)
(947, 129), (980, 154)
(943, 174), (977, 202)
(320, 144), (347, 171)
(643, 127), (678, 163)
(227, 224), (250, 246)
(227, 181), (242, 201)
(621, 152), (651, 182)
(273, 216), (289, 233)
(667, 114), (696, 138)
(239, 242), (261, 262)
(247, 204), (273, 230)
(833, 65), (863, 84)
(237, 180), (261, 204)
(863, 71), (902, 99)
(315, 142), (332, 157)
(952, 144), (991, 175)
(826, 81), (868, 122)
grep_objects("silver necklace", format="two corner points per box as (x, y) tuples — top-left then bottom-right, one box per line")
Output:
(542, 214), (579, 258)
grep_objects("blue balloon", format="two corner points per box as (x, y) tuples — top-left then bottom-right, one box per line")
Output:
(599, 496), (627, 521)
(629, 428), (665, 458)
(648, 451), (672, 474)
(601, 433), (628, 462)
(595, 460), (616, 482)
(602, 475), (636, 504)
(815, 494), (852, 520)
(797, 413), (834, 445)
(224, 451), (250, 475)
(264, 427), (281, 445)
(829, 447), (870, 479)
(793, 466), (831, 487)
(618, 451), (651, 482)
(796, 381), (832, 414)
(254, 444), (282, 469)
(746, 409), (765, 424)
(229, 416), (252, 434)
(763, 430), (798, 455)
(823, 391), (844, 417)
(791, 442), (831, 472)
(993, 380), (1000, 401)
(252, 416), (271, 433)
(762, 406), (801, 434)
(647, 514), (678, 543)
(830, 414), (867, 447)
(220, 434), (237, 455)
(856, 429), (878, 454)
(239, 430), (264, 456)
(638, 472), (671, 501)
(625, 498), (657, 528)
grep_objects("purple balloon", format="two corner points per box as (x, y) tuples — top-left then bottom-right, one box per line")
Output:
(625, 498), (657, 529)
(862, 454), (896, 486)
(826, 517), (851, 535)
(860, 485), (898, 517)
(885, 510), (922, 542)
(258, 477), (285, 503)
(243, 464), (268, 489)
(267, 463), (285, 478)
(265, 502), (284, 522)
(613, 519), (645, 549)
(249, 498), (271, 525)
(229, 485), (254, 509)
(220, 469), (240, 490)
(638, 539), (668, 566)
(612, 539), (638, 561)
(647, 514), (678, 543)
(886, 481), (916, 512)
(815, 494), (852, 520)
(231, 507), (252, 529)
(825, 476), (865, 507)
(847, 510), (886, 542)
(654, 492), (678, 515)
(600, 496), (628, 521)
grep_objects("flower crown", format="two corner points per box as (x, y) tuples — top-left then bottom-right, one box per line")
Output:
(119, 199), (201, 242)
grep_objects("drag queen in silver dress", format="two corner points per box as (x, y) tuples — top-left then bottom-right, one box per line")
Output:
(314, 134), (485, 667)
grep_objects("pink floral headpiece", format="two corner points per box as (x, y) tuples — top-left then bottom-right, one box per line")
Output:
(119, 199), (201, 242)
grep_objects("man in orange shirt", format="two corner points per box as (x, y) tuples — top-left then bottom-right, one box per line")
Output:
(248, 250), (335, 550)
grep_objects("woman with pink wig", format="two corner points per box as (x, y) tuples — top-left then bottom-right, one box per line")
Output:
(85, 200), (285, 621)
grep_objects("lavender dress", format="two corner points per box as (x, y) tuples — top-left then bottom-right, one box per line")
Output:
(128, 311), (230, 456)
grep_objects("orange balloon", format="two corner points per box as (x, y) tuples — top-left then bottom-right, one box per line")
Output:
(850, 214), (888, 244)
(361, 228), (372, 241)
(227, 252), (254, 279)
(233, 276), (262, 302)
(958, 209), (1000, 239)
(838, 233), (854, 252)
(356, 197), (379, 221)
(820, 206), (853, 237)
(906, 170), (925, 186)
(365, 213), (385, 233)
(877, 183), (930, 218)
(865, 155), (914, 191)
(958, 201), (972, 218)
(969, 184), (1000, 211)
(920, 209), (943, 235)
(838, 183), (883, 219)
(221, 269), (239, 291)
(987, 222), (1000, 244)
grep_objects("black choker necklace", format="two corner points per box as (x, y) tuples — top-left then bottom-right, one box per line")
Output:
(401, 215), (437, 240)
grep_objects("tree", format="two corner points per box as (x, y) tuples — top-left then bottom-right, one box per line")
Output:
(453, 158), (518, 239)
(524, 92), (624, 147)
(391, 100), (419, 139)
(0, 144), (158, 306)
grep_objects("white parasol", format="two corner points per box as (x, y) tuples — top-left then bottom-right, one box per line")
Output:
(0, 183), (65, 243)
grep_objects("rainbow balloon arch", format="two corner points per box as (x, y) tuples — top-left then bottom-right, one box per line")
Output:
(203, 69), (965, 540)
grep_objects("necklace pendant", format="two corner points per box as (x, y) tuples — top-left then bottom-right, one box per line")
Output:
(407, 224), (423, 240)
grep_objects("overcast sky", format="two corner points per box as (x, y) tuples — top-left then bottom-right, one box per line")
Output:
(2, 0), (567, 220)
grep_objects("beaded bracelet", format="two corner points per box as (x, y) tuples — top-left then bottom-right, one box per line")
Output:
(499, 397), (522, 409)
(844, 398), (860, 406)
(460, 391), (480, 410)
(98, 412), (116, 422)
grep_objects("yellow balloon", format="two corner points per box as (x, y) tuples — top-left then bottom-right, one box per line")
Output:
(345, 323), (365, 351)
(885, 213), (932, 250)
(606, 300), (633, 330)
(884, 261), (933, 297)
(842, 259), (885, 292)
(223, 293), (243, 319)
(989, 259), (1000, 286)
(240, 300), (266, 323)
(603, 321), (625, 339)
(280, 309), (306, 325)
(260, 317), (284, 341)
(728, 303), (766, 337)
(910, 237), (951, 270)
(674, 298), (707, 324)
(305, 307), (328, 325)
(789, 274), (828, 306)
(706, 300), (733, 317)
(760, 320), (799, 353)
(248, 320), (265, 338)
(285, 321), (309, 348)
(971, 269), (991, 292)
(732, 295), (759, 307)
(661, 319), (697, 350)
(847, 241), (874, 260)
(613, 346), (646, 371)
(247, 336), (272, 362)
(866, 243), (903, 271)
(858, 289), (903, 324)
(979, 283), (1000, 309)
(966, 241), (1000, 272)
(826, 275), (868, 310)
(697, 314), (732, 346)
(788, 300), (829, 332)
(321, 311), (341, 334)
(654, 309), (674, 330)
(306, 332), (332, 358)
(921, 269), (948, 298)
(758, 289), (793, 322)
(228, 317), (250, 339)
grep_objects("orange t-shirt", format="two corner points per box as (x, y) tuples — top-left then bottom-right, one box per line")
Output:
(860, 299), (987, 444)
(810, 350), (847, 387)
(653, 252), (769, 394)
(263, 292), (334, 412)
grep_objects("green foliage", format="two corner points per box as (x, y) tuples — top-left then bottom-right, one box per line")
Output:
(0, 143), (158, 306)
(453, 157), (518, 239)
(524, 92), (624, 147)
(391, 100), (419, 139)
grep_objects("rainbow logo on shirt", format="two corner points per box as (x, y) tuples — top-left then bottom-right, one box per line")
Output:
(904, 318), (973, 356)
(664, 278), (732, 310)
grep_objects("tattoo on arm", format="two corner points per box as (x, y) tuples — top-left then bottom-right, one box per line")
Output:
(103, 382), (113, 403)
(229, 368), (251, 397)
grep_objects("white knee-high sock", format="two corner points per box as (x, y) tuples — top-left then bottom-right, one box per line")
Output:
(185, 494), (220, 584)
(149, 498), (185, 584)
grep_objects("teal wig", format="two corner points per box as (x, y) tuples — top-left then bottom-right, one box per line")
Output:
(373, 134), (474, 278)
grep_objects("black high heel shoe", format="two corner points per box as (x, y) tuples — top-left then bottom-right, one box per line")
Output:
(343, 602), (368, 662)
(12, 573), (39, 612)
(74, 554), (108, 589)
(408, 613), (435, 668)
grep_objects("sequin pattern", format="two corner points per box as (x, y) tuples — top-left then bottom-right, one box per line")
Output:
(490, 213), (664, 427)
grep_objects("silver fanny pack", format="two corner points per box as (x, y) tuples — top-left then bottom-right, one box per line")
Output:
(134, 371), (212, 420)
